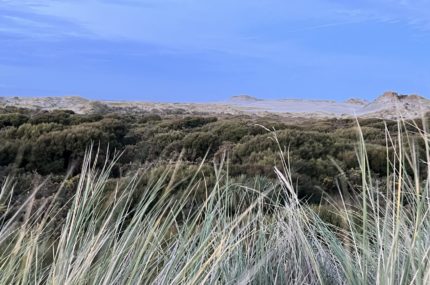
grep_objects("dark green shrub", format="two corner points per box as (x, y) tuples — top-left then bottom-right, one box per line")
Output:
(0, 113), (29, 128)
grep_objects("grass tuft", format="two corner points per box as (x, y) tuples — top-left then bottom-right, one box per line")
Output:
(1, 120), (430, 284)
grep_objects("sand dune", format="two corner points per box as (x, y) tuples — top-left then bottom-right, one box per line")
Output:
(1, 92), (429, 119)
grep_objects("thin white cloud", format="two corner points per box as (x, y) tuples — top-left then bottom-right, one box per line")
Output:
(1, 0), (429, 65)
(3, 0), (430, 42)
(0, 0), (371, 56)
(336, 0), (430, 30)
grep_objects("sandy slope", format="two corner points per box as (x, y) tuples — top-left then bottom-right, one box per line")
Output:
(1, 92), (429, 119)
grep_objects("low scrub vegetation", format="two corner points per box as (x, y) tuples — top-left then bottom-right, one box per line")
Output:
(1, 108), (425, 206)
(1, 111), (430, 284)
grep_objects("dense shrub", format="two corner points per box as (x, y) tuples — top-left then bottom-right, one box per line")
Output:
(1, 108), (428, 204)
(0, 113), (28, 128)
(29, 110), (74, 125)
(168, 116), (217, 130)
(183, 132), (220, 160)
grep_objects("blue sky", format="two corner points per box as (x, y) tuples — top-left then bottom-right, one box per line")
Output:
(0, 0), (429, 102)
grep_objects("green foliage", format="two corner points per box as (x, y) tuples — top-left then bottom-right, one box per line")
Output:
(168, 116), (217, 130)
(29, 110), (74, 125)
(1, 109), (429, 205)
(2, 126), (430, 284)
(0, 113), (28, 128)
(183, 131), (219, 160)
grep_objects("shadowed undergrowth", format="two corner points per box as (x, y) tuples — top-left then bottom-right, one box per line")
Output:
(1, 120), (430, 285)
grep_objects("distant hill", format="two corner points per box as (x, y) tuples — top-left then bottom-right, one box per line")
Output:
(344, 98), (369, 105)
(230, 95), (262, 102)
(1, 92), (429, 119)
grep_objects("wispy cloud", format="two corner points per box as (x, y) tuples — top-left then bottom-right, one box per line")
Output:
(1, 0), (429, 100)
(3, 0), (430, 43)
(2, 0), (429, 64)
(333, 0), (430, 31)
(0, 1), (367, 50)
(0, 0), (427, 71)
(0, 3), (93, 40)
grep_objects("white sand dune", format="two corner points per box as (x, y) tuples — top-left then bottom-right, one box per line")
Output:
(1, 92), (429, 119)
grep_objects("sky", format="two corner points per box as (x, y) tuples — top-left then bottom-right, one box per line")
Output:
(0, 0), (429, 102)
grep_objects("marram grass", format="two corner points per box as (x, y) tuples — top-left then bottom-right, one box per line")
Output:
(1, 120), (430, 285)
